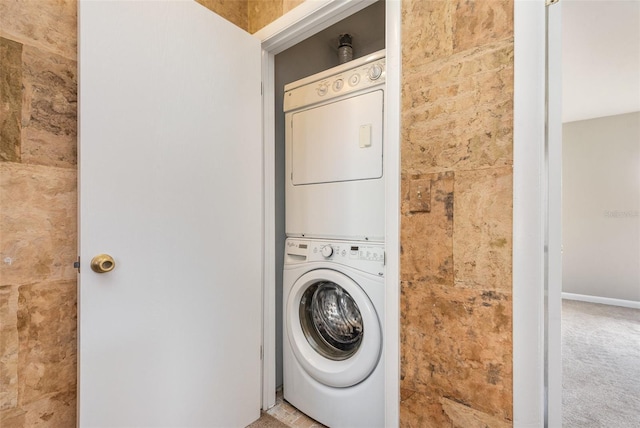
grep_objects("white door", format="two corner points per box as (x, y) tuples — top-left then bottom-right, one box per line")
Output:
(78, 1), (262, 426)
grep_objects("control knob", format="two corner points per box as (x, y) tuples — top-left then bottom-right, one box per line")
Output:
(368, 64), (383, 80)
(317, 84), (328, 96)
(321, 245), (334, 258)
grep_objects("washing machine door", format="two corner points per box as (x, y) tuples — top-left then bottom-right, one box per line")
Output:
(286, 268), (382, 388)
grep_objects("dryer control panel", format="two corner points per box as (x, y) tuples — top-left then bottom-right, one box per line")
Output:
(284, 51), (385, 112)
(285, 238), (385, 276)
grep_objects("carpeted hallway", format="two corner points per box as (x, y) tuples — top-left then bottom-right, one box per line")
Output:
(562, 299), (640, 427)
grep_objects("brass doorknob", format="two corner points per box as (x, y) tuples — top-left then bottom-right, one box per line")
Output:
(91, 254), (116, 273)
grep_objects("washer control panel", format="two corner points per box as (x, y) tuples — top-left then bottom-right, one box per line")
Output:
(285, 238), (385, 276)
(284, 52), (386, 112)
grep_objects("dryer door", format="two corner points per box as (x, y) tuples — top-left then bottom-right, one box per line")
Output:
(290, 90), (383, 185)
(286, 269), (382, 388)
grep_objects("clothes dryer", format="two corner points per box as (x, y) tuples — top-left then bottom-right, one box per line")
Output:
(284, 50), (385, 242)
(282, 238), (384, 428)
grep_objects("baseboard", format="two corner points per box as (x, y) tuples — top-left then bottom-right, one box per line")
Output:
(562, 292), (640, 310)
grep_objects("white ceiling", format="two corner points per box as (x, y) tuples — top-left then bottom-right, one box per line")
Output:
(562, 0), (640, 123)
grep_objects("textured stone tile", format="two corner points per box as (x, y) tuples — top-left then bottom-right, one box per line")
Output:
(0, 407), (26, 427)
(453, 167), (512, 291)
(4, 390), (75, 428)
(283, 0), (306, 14)
(400, 2), (515, 427)
(399, 389), (450, 428)
(0, 37), (22, 162)
(0, 284), (19, 411)
(248, 0), (284, 34)
(0, 0), (76, 61)
(441, 397), (512, 428)
(401, 281), (512, 419)
(402, 0), (454, 70)
(0, 163), (77, 285)
(402, 39), (513, 174)
(453, 0), (513, 53)
(21, 45), (77, 168)
(17, 280), (77, 407)
(401, 172), (454, 284)
(196, 0), (249, 31)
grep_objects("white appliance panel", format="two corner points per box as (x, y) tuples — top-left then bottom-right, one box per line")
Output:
(285, 174), (385, 241)
(284, 52), (386, 241)
(282, 238), (385, 428)
(291, 90), (383, 185)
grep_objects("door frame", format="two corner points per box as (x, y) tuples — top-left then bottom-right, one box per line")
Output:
(513, 0), (561, 426)
(513, 1), (545, 424)
(545, 2), (563, 426)
(254, 0), (401, 425)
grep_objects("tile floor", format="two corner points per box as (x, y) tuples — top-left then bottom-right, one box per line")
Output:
(266, 390), (326, 428)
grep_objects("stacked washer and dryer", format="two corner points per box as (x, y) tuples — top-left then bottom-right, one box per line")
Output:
(282, 50), (386, 427)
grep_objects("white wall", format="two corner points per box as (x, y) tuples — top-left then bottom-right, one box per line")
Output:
(562, 112), (640, 302)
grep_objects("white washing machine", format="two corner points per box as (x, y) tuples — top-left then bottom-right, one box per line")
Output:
(284, 50), (385, 242)
(283, 238), (385, 428)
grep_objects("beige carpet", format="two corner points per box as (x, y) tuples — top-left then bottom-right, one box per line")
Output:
(562, 299), (640, 427)
(246, 412), (289, 428)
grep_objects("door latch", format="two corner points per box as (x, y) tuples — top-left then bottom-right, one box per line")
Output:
(74, 256), (80, 273)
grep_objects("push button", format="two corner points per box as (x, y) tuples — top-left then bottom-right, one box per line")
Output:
(317, 84), (328, 96)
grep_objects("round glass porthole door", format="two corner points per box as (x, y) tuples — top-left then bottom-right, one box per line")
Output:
(299, 281), (363, 361)
(286, 269), (382, 388)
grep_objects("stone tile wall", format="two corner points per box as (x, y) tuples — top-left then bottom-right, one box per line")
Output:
(0, 0), (79, 425)
(248, 0), (304, 34)
(249, 0), (284, 34)
(400, 1), (514, 426)
(195, 0), (249, 30)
